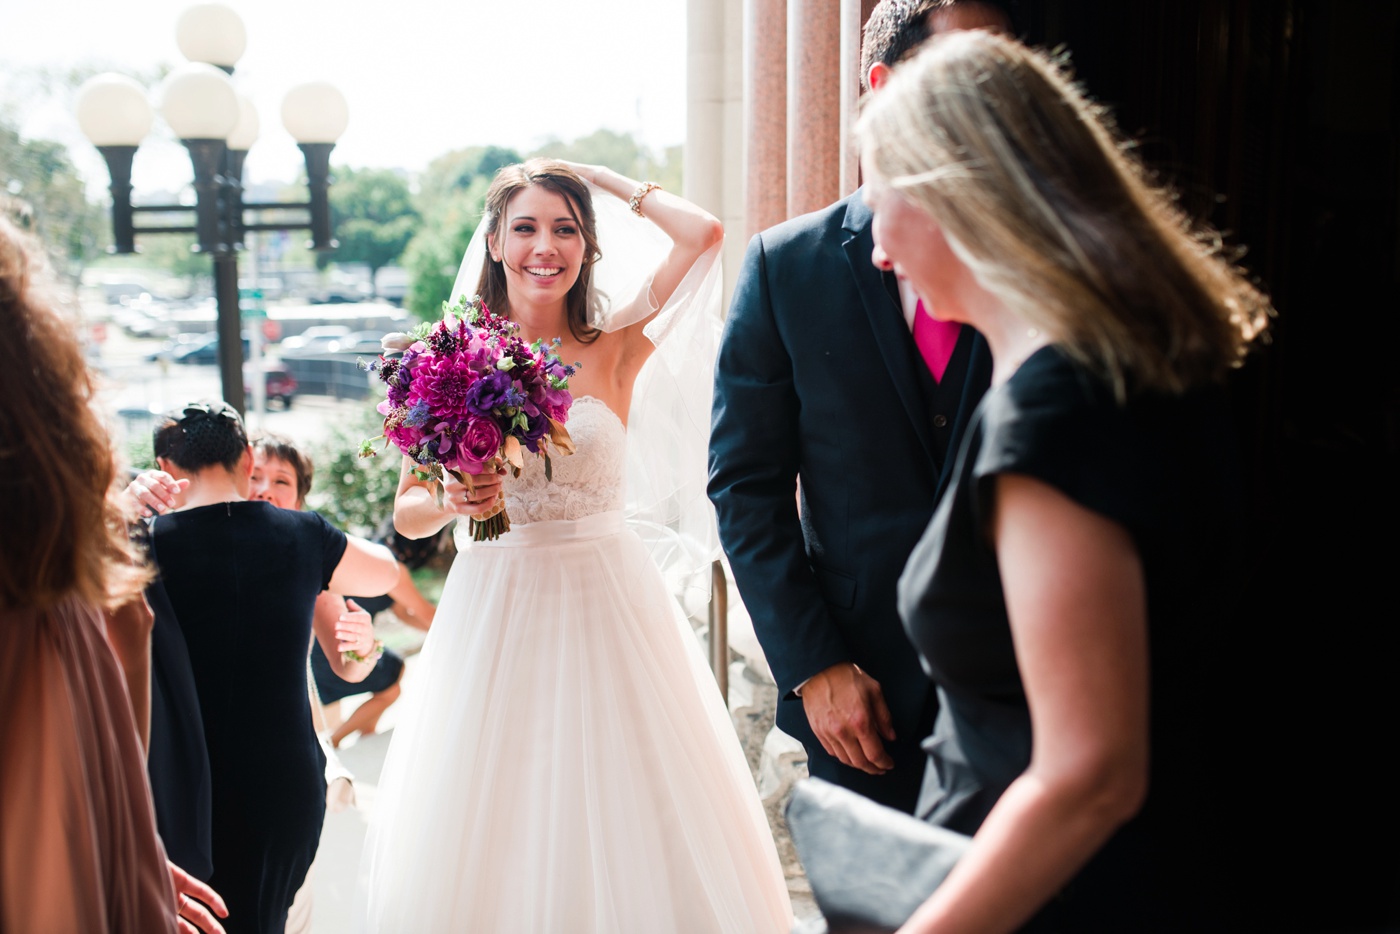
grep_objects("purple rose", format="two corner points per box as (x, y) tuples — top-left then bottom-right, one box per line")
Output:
(521, 413), (550, 453)
(542, 387), (573, 424)
(453, 415), (503, 472)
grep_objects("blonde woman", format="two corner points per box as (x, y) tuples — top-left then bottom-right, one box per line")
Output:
(856, 32), (1270, 931)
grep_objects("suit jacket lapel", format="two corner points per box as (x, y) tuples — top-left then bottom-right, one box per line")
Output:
(841, 195), (940, 469)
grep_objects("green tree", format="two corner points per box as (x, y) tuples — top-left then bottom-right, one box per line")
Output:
(406, 145), (521, 323)
(403, 177), (489, 321)
(531, 128), (646, 178)
(134, 233), (211, 290)
(322, 167), (419, 295)
(309, 406), (405, 537)
(417, 145), (522, 207)
(0, 114), (106, 279)
(529, 129), (682, 194)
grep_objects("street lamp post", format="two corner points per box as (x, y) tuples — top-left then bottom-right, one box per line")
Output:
(76, 3), (348, 414)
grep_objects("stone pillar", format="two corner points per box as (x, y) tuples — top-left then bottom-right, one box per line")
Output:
(744, 0), (789, 240)
(838, 0), (872, 196)
(720, 0), (747, 304)
(687, 0), (727, 219)
(787, 0), (842, 218)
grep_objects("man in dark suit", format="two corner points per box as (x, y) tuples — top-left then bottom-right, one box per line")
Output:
(708, 0), (1007, 813)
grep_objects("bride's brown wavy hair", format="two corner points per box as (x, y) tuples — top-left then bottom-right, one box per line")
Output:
(0, 219), (150, 611)
(475, 159), (602, 344)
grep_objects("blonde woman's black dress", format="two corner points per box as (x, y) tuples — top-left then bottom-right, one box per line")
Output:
(898, 346), (1248, 931)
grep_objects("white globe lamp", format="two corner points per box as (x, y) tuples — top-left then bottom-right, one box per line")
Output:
(75, 73), (153, 146)
(281, 81), (349, 143)
(228, 95), (260, 151)
(160, 62), (240, 140)
(175, 3), (248, 69)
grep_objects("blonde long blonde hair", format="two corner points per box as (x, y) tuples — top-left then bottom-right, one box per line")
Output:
(859, 30), (1271, 399)
(0, 219), (149, 611)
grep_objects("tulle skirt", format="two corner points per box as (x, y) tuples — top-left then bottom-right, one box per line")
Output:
(360, 512), (791, 933)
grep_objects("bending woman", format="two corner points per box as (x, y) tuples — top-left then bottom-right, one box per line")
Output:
(145, 403), (398, 934)
(857, 32), (1271, 931)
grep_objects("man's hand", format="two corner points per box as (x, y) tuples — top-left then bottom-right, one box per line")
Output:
(801, 662), (897, 775)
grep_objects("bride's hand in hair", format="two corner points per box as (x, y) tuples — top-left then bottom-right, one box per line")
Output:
(558, 161), (599, 185)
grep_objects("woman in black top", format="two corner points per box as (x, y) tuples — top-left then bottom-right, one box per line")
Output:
(857, 32), (1271, 931)
(145, 402), (398, 933)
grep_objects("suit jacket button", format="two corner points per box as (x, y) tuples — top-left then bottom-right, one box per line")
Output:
(932, 414), (949, 428)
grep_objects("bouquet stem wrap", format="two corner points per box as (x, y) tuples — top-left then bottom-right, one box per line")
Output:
(457, 461), (510, 541)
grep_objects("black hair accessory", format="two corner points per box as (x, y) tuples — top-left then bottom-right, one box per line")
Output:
(178, 400), (243, 426)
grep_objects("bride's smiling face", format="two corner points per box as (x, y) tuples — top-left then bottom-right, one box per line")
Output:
(490, 184), (586, 309)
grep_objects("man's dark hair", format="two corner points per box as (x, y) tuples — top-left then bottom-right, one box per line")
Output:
(860, 0), (1012, 92)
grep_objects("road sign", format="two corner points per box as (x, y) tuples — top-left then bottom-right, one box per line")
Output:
(239, 287), (266, 318)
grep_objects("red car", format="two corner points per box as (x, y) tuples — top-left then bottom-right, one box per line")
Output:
(243, 367), (298, 409)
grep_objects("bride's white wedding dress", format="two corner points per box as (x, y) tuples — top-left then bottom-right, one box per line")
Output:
(359, 396), (792, 933)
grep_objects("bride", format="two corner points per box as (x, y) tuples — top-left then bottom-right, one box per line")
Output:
(359, 159), (792, 933)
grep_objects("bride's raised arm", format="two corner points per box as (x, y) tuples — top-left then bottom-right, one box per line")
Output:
(561, 161), (722, 337)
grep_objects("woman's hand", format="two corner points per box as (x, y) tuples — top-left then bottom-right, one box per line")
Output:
(334, 599), (376, 658)
(168, 860), (228, 934)
(558, 160), (599, 185)
(121, 469), (190, 518)
(441, 467), (506, 518)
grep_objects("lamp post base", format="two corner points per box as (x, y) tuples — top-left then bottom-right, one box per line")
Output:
(213, 252), (246, 414)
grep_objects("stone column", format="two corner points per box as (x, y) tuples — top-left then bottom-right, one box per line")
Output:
(787, 0), (841, 218)
(838, 0), (875, 196)
(687, 0), (727, 219)
(744, 0), (788, 240)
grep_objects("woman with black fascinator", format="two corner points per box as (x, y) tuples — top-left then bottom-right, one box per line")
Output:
(143, 401), (398, 934)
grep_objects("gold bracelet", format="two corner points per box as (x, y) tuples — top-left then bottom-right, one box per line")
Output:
(628, 181), (662, 218)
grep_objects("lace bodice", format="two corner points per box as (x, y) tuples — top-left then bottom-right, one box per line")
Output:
(502, 396), (626, 523)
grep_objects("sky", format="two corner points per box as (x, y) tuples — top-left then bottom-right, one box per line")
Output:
(1, 0), (689, 194)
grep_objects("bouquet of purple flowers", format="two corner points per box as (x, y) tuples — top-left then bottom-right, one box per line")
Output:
(360, 295), (578, 541)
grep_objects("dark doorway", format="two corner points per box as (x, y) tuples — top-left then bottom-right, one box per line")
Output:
(1012, 2), (1400, 926)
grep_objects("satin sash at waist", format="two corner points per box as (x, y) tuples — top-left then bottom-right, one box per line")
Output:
(470, 510), (626, 548)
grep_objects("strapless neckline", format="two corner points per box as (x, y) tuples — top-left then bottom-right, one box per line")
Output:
(572, 394), (625, 432)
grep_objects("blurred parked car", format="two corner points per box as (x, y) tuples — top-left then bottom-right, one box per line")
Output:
(244, 365), (298, 409)
(147, 332), (212, 362)
(280, 325), (351, 355)
(171, 332), (251, 365)
(309, 283), (373, 304)
(327, 330), (390, 355)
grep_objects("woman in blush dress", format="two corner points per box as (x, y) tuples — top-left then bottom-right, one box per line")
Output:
(0, 218), (221, 933)
(360, 159), (791, 934)
(856, 32), (1271, 932)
